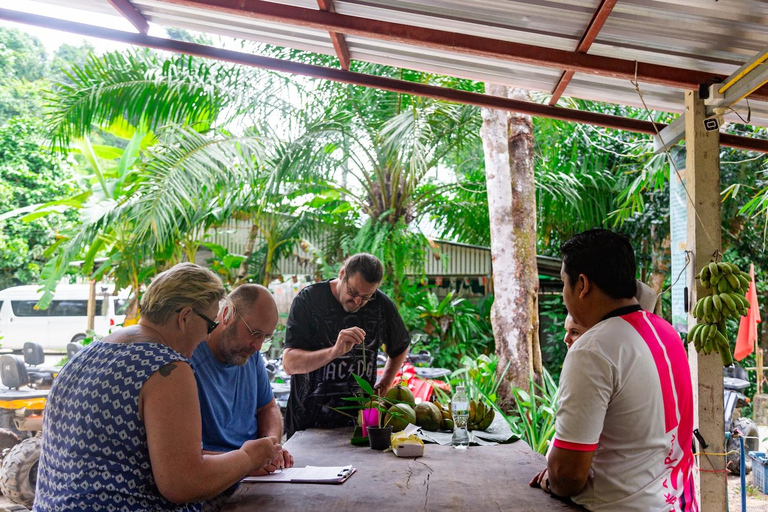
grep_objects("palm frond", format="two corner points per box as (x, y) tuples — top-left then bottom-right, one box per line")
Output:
(45, 50), (245, 148)
(127, 125), (267, 246)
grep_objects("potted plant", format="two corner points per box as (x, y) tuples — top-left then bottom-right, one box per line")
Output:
(336, 374), (412, 450)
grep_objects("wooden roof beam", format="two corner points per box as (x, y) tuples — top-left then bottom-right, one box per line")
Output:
(549, 0), (617, 106)
(156, 0), (768, 101)
(316, 0), (350, 70)
(107, 0), (149, 34)
(1, 8), (766, 154)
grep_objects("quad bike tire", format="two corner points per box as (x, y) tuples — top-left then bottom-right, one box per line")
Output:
(0, 435), (41, 507)
(0, 428), (22, 494)
(0, 428), (22, 457)
(727, 417), (760, 476)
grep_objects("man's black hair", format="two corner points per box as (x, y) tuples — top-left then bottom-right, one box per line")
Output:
(560, 229), (637, 299)
(342, 253), (383, 284)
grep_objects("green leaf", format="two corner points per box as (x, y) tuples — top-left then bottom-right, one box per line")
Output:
(20, 208), (64, 222)
(331, 202), (352, 214)
(352, 373), (375, 396)
(90, 144), (124, 160)
(222, 254), (246, 269)
(0, 204), (42, 221)
(202, 242), (228, 261)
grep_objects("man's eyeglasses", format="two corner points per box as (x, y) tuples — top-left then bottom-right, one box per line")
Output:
(176, 308), (219, 334)
(344, 279), (376, 303)
(237, 312), (275, 343)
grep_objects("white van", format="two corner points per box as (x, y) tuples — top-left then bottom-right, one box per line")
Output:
(0, 284), (129, 351)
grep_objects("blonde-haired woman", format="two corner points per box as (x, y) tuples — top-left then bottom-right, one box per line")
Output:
(34, 263), (281, 511)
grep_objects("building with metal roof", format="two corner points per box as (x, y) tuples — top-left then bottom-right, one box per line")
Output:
(203, 219), (563, 295)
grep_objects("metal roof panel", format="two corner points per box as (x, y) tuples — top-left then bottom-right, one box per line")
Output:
(333, 0), (599, 50)
(345, 35), (562, 92)
(134, 0), (334, 54)
(11, 0), (768, 129)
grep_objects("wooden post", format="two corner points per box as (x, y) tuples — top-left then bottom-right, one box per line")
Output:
(758, 343), (764, 394)
(685, 90), (726, 510)
(86, 280), (96, 332)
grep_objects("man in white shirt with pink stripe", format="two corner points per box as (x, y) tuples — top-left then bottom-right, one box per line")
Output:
(531, 229), (697, 511)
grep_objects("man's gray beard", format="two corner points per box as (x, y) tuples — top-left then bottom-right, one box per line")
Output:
(218, 322), (253, 366)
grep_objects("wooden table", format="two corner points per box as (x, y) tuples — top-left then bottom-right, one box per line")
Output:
(223, 428), (583, 511)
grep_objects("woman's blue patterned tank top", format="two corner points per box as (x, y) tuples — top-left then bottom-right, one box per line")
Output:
(33, 341), (200, 511)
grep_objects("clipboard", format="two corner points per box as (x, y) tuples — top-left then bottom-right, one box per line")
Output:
(242, 465), (356, 484)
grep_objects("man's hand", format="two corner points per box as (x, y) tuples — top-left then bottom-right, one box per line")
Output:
(374, 350), (408, 398)
(333, 327), (365, 357)
(240, 436), (282, 474)
(373, 379), (392, 397)
(248, 448), (294, 476)
(270, 448), (294, 471)
(529, 468), (549, 492)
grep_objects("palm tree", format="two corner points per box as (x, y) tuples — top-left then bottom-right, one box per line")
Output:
(274, 60), (484, 302)
(36, 48), (309, 312)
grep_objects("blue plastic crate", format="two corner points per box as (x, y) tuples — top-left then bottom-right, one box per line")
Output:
(749, 451), (768, 494)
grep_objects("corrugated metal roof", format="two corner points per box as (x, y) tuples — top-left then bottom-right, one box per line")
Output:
(14, 0), (768, 127)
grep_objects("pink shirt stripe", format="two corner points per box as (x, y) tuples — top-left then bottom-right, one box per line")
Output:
(622, 311), (697, 511)
(552, 439), (599, 452)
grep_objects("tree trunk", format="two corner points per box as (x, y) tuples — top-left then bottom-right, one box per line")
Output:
(262, 238), (277, 286)
(123, 267), (141, 326)
(481, 84), (541, 409)
(235, 218), (260, 285)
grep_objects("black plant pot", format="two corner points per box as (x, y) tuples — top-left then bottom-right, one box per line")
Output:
(367, 426), (393, 450)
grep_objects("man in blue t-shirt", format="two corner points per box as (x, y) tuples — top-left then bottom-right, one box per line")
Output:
(192, 284), (293, 477)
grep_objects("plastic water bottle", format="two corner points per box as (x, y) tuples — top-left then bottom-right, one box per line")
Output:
(451, 385), (470, 449)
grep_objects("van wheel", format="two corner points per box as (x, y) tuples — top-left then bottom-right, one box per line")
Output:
(0, 435), (41, 507)
(70, 334), (86, 343)
(727, 417), (760, 475)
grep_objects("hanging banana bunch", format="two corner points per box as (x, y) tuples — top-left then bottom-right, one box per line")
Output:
(689, 261), (752, 366)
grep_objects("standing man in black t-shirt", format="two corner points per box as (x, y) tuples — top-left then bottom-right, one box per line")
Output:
(282, 253), (410, 438)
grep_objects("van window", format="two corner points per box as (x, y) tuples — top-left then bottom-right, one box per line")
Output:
(48, 299), (105, 317)
(11, 301), (49, 317)
(114, 298), (129, 315)
(11, 299), (106, 317)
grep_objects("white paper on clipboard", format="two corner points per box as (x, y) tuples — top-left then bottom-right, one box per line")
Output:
(242, 465), (355, 484)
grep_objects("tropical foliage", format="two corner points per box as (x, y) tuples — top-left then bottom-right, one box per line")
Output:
(452, 354), (559, 454)
(0, 117), (78, 289)
(503, 369), (560, 454)
(404, 289), (494, 370)
(1, 26), (768, 396)
(21, 48), (331, 309)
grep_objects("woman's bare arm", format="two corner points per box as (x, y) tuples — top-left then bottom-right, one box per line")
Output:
(140, 362), (281, 504)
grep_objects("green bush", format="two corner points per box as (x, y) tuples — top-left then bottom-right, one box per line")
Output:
(449, 353), (560, 455)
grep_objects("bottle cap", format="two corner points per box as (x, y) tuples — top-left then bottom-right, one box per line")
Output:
(456, 385), (465, 392)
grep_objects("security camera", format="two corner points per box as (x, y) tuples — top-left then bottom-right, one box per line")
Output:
(703, 116), (720, 131)
(703, 108), (727, 132)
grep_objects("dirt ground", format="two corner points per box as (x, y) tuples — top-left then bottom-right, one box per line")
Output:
(729, 473), (768, 511)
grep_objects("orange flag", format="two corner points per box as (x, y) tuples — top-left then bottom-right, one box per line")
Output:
(735, 264), (761, 361)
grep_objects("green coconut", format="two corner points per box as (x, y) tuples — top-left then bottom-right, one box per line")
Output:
(384, 403), (416, 432)
(385, 384), (415, 406)
(414, 402), (442, 431)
